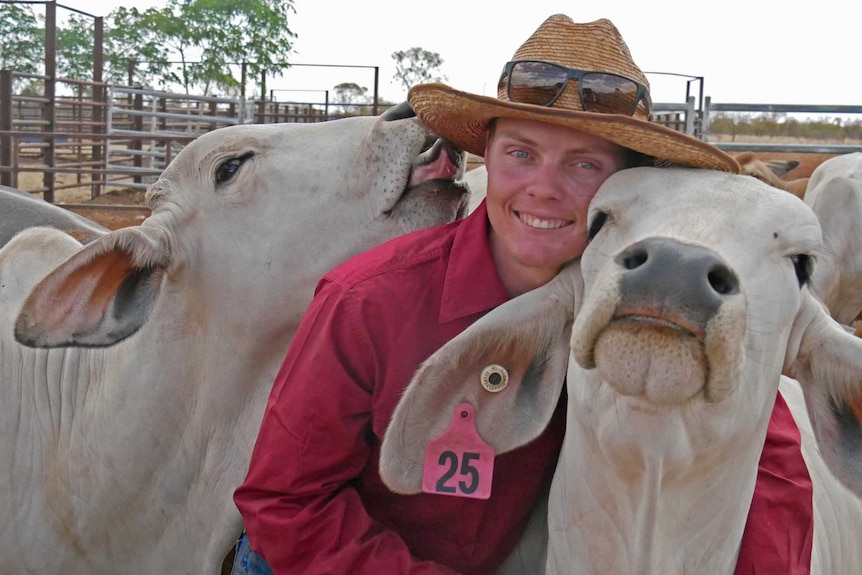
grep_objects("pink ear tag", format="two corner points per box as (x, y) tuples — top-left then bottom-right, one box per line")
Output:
(422, 402), (495, 499)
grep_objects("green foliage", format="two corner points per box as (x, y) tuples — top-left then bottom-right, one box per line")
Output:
(391, 47), (446, 92)
(333, 82), (369, 114)
(0, 0), (296, 97)
(144, 0), (297, 96)
(104, 7), (177, 88)
(0, 3), (42, 85)
(56, 15), (95, 85)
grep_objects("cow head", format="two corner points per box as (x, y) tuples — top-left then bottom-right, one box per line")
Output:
(380, 167), (862, 501)
(14, 108), (469, 348)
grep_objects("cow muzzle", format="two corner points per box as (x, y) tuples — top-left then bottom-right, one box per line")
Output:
(572, 237), (746, 404)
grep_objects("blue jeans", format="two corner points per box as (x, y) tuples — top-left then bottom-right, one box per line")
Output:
(230, 534), (274, 575)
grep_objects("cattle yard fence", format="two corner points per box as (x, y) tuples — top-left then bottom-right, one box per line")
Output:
(2, 70), (862, 209)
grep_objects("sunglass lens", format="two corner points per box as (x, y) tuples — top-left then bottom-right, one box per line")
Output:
(580, 73), (641, 115)
(507, 61), (569, 106)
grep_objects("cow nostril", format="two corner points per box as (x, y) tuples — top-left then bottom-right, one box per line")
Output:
(707, 264), (739, 295)
(621, 247), (648, 270)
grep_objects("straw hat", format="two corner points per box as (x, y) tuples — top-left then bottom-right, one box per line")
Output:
(409, 15), (740, 173)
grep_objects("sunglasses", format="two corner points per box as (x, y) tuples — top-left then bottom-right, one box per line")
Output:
(498, 60), (652, 116)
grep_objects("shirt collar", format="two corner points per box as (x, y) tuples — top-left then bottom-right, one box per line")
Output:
(439, 200), (509, 323)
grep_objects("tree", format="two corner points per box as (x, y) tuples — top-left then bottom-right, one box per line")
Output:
(139, 0), (298, 97)
(104, 6), (177, 89)
(56, 15), (96, 85)
(0, 3), (43, 88)
(391, 47), (446, 92)
(332, 82), (369, 115)
(17, 0), (298, 96)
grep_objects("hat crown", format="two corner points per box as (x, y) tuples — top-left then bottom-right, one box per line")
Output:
(499, 15), (651, 119)
(406, 13), (741, 173)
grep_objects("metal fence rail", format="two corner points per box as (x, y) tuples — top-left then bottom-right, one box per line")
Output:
(0, 70), (343, 203)
(654, 97), (862, 154)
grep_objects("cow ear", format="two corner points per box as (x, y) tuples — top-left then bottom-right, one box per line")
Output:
(15, 227), (170, 348)
(380, 264), (581, 494)
(783, 291), (862, 496)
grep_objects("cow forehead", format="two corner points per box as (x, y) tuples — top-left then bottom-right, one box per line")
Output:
(148, 115), (427, 214)
(165, 116), (387, 174)
(590, 167), (822, 259)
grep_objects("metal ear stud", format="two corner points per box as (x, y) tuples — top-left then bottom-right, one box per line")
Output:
(480, 364), (509, 393)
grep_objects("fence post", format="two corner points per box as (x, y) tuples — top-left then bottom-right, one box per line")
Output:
(683, 97), (695, 136)
(257, 69), (267, 124)
(701, 96), (713, 142)
(132, 88), (143, 184)
(43, 0), (57, 203)
(92, 16), (105, 198)
(0, 70), (12, 187)
(372, 67), (379, 116)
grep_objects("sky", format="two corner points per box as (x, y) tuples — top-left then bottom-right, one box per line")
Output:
(64, 0), (861, 114)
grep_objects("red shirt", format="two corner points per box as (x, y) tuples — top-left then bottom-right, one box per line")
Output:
(235, 203), (565, 574)
(235, 202), (812, 575)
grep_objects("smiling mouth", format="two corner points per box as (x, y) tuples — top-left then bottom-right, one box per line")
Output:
(517, 211), (573, 230)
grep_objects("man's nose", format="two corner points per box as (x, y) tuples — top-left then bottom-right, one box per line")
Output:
(526, 163), (567, 200)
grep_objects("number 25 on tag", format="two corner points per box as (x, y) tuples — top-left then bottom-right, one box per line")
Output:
(422, 403), (495, 500)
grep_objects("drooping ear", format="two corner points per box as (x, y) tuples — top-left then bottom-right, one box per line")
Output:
(379, 263), (582, 494)
(763, 159), (799, 178)
(783, 290), (862, 496)
(15, 226), (171, 348)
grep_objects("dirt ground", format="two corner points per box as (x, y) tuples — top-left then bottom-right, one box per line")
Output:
(61, 188), (152, 230)
(14, 170), (152, 230)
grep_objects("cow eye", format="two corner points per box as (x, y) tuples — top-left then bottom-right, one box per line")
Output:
(215, 153), (254, 184)
(790, 254), (813, 287)
(587, 210), (609, 243)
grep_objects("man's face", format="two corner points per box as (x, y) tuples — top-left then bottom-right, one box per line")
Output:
(484, 117), (627, 296)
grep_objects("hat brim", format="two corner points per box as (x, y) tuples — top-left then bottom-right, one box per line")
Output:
(409, 83), (740, 173)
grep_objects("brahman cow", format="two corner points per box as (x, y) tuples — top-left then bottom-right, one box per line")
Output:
(0, 184), (109, 246)
(804, 152), (862, 335)
(0, 108), (468, 574)
(380, 167), (862, 574)
(734, 151), (809, 198)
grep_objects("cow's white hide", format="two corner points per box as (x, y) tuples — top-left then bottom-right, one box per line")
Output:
(381, 167), (862, 575)
(804, 151), (862, 330)
(0, 112), (468, 574)
(463, 164), (488, 213)
(0, 184), (109, 246)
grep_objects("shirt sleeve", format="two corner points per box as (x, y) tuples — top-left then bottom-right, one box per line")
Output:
(734, 391), (814, 575)
(233, 278), (458, 575)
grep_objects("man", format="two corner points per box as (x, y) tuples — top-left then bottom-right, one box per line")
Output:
(234, 14), (812, 574)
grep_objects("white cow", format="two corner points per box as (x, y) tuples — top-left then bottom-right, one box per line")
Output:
(0, 110), (469, 574)
(0, 184), (109, 246)
(380, 167), (862, 574)
(804, 152), (862, 333)
(463, 164), (488, 213)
